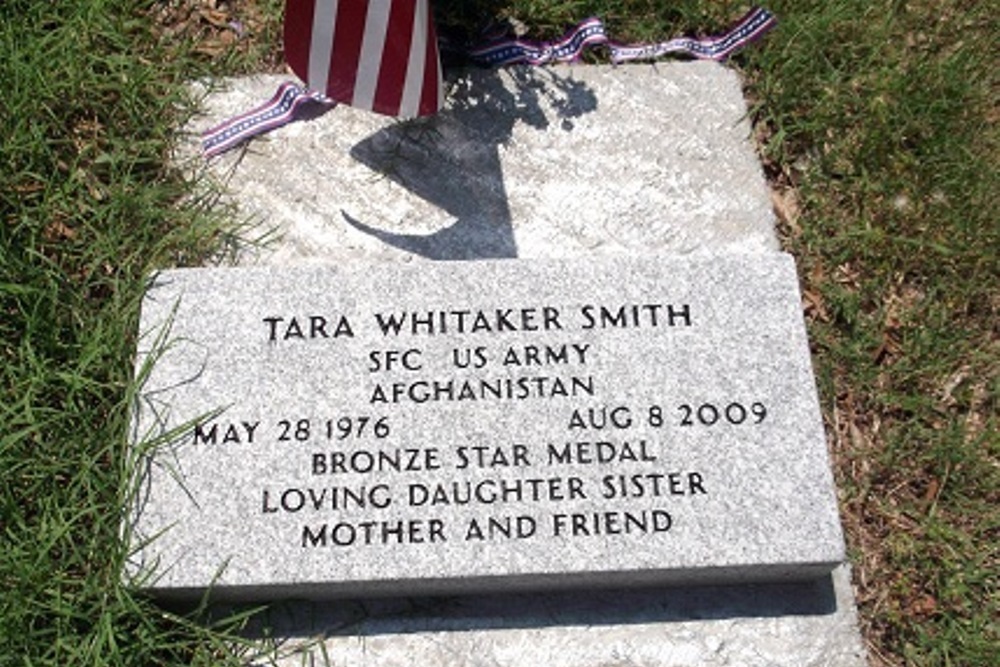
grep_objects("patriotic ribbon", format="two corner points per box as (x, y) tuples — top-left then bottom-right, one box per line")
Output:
(470, 7), (776, 66)
(201, 7), (775, 158)
(201, 81), (335, 159)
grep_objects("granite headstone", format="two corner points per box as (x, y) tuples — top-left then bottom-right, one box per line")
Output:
(127, 253), (844, 600)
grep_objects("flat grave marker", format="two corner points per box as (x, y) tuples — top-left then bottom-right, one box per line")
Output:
(127, 252), (844, 600)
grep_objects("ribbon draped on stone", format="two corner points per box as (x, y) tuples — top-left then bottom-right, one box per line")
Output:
(202, 5), (776, 158)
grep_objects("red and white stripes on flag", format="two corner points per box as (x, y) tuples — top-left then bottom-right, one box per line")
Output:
(284, 0), (443, 118)
(204, 6), (777, 157)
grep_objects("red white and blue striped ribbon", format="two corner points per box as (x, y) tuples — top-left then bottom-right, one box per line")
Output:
(202, 81), (336, 159)
(470, 7), (776, 66)
(201, 7), (775, 158)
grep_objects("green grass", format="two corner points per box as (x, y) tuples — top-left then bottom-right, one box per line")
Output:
(2, 1), (996, 665)
(0, 1), (259, 664)
(744, 3), (998, 664)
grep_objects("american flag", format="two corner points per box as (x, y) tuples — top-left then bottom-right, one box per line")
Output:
(284, 0), (443, 118)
